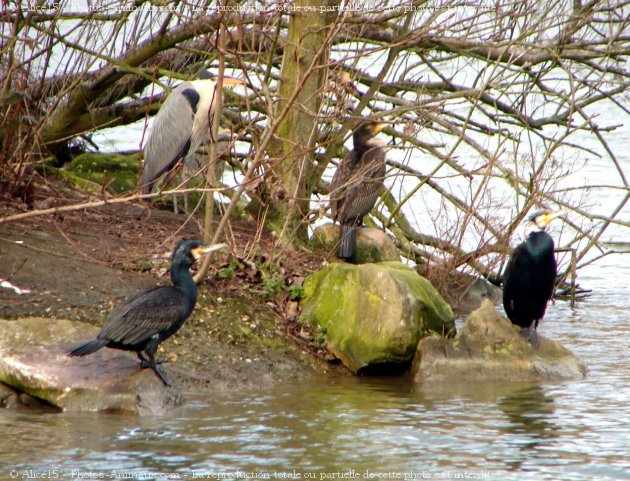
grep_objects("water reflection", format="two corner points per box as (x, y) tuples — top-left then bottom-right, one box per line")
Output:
(1, 370), (629, 481)
(499, 385), (557, 440)
(497, 384), (558, 472)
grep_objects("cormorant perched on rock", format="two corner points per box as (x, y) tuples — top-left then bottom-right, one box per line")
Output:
(330, 121), (387, 260)
(502, 210), (565, 347)
(68, 240), (227, 385)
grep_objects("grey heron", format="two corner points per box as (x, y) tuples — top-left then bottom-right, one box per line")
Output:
(140, 70), (243, 210)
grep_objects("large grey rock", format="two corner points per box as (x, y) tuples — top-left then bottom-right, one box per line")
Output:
(310, 223), (400, 263)
(300, 261), (455, 373)
(0, 317), (183, 415)
(412, 299), (587, 382)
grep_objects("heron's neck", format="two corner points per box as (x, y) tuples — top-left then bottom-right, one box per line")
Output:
(190, 79), (218, 126)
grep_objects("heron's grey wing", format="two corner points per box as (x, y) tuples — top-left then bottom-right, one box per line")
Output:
(141, 82), (196, 192)
(98, 286), (186, 345)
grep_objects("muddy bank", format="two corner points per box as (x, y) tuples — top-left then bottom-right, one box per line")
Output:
(1, 195), (337, 393)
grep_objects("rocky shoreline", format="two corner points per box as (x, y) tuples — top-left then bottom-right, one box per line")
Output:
(1, 199), (587, 415)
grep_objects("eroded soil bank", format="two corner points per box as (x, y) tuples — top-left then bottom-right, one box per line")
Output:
(1, 181), (343, 394)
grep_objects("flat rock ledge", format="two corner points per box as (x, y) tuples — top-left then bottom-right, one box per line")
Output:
(0, 317), (183, 415)
(412, 299), (588, 382)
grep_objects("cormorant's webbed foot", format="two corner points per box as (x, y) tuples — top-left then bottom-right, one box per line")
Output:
(520, 326), (541, 348)
(152, 365), (172, 387)
(137, 352), (149, 366)
(138, 352), (172, 385)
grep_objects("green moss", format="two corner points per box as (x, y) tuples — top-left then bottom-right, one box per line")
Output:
(56, 171), (104, 193)
(495, 347), (512, 357)
(0, 370), (66, 410)
(121, 261), (154, 273)
(301, 262), (350, 325)
(309, 224), (400, 263)
(300, 261), (456, 372)
(381, 261), (455, 333)
(63, 153), (139, 194)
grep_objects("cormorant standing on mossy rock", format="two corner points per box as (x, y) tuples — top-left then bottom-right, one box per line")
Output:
(68, 240), (227, 386)
(502, 209), (565, 348)
(331, 121), (387, 260)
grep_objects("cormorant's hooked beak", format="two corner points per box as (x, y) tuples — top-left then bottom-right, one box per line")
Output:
(373, 122), (387, 134)
(191, 243), (229, 260)
(535, 209), (566, 229)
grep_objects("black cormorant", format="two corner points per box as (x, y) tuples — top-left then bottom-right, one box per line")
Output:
(330, 121), (387, 260)
(68, 240), (227, 385)
(502, 210), (565, 347)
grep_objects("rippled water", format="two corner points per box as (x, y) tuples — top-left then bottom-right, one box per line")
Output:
(2, 253), (629, 480)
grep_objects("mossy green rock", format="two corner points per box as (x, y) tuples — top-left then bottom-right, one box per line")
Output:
(412, 299), (588, 382)
(0, 318), (183, 414)
(63, 152), (139, 194)
(310, 224), (400, 263)
(300, 262), (455, 373)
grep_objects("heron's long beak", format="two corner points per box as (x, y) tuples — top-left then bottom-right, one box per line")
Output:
(539, 209), (566, 227)
(192, 243), (229, 260)
(222, 77), (245, 86)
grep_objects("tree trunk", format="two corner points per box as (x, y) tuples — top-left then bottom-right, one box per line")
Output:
(265, 0), (340, 248)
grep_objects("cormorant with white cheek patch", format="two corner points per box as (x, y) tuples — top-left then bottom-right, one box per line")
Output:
(68, 240), (227, 385)
(330, 121), (387, 260)
(502, 210), (565, 347)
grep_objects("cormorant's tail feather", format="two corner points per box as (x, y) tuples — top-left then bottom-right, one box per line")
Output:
(67, 339), (108, 357)
(337, 224), (356, 260)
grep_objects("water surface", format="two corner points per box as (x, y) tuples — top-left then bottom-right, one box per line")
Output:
(2, 265), (629, 481)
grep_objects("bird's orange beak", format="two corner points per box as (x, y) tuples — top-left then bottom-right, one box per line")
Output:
(222, 77), (245, 86)
(537, 209), (566, 228)
(373, 122), (387, 133)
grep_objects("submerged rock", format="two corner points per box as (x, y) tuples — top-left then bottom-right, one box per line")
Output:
(412, 299), (587, 382)
(300, 262), (455, 373)
(0, 317), (183, 415)
(310, 223), (400, 263)
(445, 276), (502, 316)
